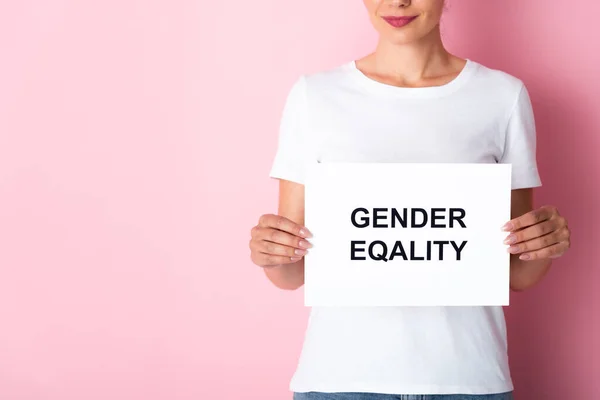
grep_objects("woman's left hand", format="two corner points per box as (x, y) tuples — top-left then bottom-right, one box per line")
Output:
(502, 205), (571, 261)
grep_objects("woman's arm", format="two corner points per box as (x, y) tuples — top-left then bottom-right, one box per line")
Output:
(262, 180), (309, 290)
(505, 188), (570, 291)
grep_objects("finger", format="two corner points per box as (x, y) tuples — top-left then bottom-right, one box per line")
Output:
(253, 252), (303, 268)
(258, 214), (312, 238)
(255, 227), (313, 249)
(504, 219), (561, 246)
(517, 241), (569, 261)
(507, 228), (566, 254)
(503, 206), (555, 232)
(253, 239), (308, 258)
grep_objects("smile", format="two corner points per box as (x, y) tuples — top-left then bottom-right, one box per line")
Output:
(381, 15), (418, 28)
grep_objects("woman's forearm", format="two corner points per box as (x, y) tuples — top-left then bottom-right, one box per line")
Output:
(264, 259), (305, 290)
(509, 256), (552, 291)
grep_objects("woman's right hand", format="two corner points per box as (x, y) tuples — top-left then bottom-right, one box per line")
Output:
(249, 214), (313, 268)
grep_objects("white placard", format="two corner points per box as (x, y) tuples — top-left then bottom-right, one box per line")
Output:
(304, 162), (512, 307)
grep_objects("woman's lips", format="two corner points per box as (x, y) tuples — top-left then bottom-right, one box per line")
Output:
(381, 15), (418, 28)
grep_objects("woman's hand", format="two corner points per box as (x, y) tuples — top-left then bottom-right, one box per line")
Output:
(502, 205), (571, 260)
(249, 214), (313, 268)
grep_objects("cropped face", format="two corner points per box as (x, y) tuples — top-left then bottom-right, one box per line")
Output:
(362, 0), (445, 44)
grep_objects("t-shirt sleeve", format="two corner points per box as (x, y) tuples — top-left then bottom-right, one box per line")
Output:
(499, 83), (542, 190)
(268, 75), (309, 185)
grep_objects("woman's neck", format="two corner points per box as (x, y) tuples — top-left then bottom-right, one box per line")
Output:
(362, 25), (462, 85)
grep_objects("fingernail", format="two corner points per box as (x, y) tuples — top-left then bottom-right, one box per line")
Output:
(299, 240), (312, 249)
(504, 234), (516, 245)
(502, 222), (514, 231)
(519, 254), (530, 260)
(508, 245), (520, 254)
(300, 228), (313, 238)
(290, 257), (302, 262)
(294, 249), (307, 256)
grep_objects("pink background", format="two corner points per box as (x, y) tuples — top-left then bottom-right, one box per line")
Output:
(0, 1), (598, 399)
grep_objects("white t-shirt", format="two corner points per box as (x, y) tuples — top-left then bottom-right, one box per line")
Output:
(268, 58), (542, 395)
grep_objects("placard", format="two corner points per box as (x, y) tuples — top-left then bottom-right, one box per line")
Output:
(304, 162), (512, 307)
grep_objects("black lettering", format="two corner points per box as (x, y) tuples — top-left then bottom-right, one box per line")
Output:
(350, 241), (366, 260)
(391, 207), (408, 228)
(369, 241), (388, 262)
(373, 208), (387, 228)
(449, 208), (467, 228)
(433, 240), (450, 260)
(389, 240), (408, 261)
(411, 208), (428, 228)
(351, 208), (369, 228)
(410, 240), (425, 260)
(427, 240), (432, 260)
(431, 208), (446, 228)
(451, 241), (468, 261)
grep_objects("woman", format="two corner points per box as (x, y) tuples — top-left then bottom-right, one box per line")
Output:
(249, 0), (571, 399)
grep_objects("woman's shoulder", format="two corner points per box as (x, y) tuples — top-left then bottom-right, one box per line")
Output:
(468, 59), (527, 93)
(296, 60), (356, 91)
